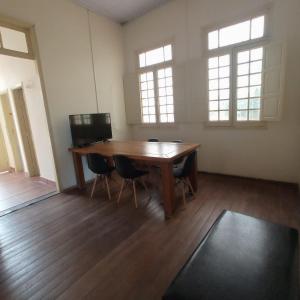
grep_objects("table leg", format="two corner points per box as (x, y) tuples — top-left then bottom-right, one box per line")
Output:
(188, 151), (198, 192)
(72, 152), (85, 189)
(160, 162), (175, 219)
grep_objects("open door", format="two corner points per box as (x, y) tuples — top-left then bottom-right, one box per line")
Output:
(0, 93), (23, 172)
(12, 87), (39, 177)
(0, 122), (9, 172)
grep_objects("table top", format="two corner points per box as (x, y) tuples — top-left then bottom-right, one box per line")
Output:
(69, 140), (200, 163)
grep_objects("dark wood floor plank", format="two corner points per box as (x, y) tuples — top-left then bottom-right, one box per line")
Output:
(0, 173), (299, 300)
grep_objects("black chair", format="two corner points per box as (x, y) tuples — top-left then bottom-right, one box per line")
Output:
(148, 138), (159, 142)
(173, 151), (196, 206)
(87, 153), (114, 200)
(113, 155), (150, 208)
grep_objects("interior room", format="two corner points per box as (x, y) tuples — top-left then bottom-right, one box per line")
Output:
(0, 44), (57, 215)
(0, 0), (299, 299)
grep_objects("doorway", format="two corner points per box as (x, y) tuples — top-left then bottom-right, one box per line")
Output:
(0, 21), (58, 216)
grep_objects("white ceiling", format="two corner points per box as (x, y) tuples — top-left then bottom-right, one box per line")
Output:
(74, 0), (170, 24)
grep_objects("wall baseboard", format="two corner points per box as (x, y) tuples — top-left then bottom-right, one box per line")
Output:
(198, 171), (299, 189)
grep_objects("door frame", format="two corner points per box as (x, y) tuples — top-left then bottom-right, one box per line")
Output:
(12, 86), (40, 177)
(0, 91), (23, 172)
(0, 15), (60, 190)
(0, 120), (9, 172)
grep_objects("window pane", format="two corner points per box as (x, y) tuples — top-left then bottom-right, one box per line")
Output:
(251, 16), (265, 39)
(219, 20), (250, 47)
(219, 89), (230, 100)
(238, 63), (249, 75)
(140, 73), (147, 82)
(209, 111), (218, 121)
(164, 45), (172, 61)
(139, 53), (146, 68)
(208, 30), (219, 50)
(209, 68), (219, 79)
(219, 100), (229, 110)
(238, 51), (250, 64)
(209, 101), (218, 111)
(209, 79), (219, 90)
(209, 90), (218, 101)
(237, 87), (249, 98)
(148, 90), (154, 97)
(209, 57), (218, 69)
(249, 110), (260, 120)
(249, 98), (261, 109)
(146, 47), (164, 66)
(147, 72), (153, 80)
(158, 79), (165, 88)
(250, 61), (262, 73)
(250, 86), (261, 97)
(237, 110), (248, 121)
(149, 115), (156, 123)
(219, 66), (230, 78)
(219, 78), (230, 89)
(160, 114), (168, 123)
(140, 44), (173, 68)
(160, 96), (166, 105)
(167, 96), (173, 105)
(237, 99), (248, 110)
(168, 114), (174, 122)
(237, 75), (249, 87)
(219, 55), (230, 67)
(165, 67), (172, 77)
(165, 77), (173, 86)
(251, 47), (263, 61)
(250, 74), (261, 86)
(0, 26), (28, 53)
(220, 110), (229, 121)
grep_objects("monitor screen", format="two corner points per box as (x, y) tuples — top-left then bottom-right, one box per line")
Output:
(69, 113), (112, 147)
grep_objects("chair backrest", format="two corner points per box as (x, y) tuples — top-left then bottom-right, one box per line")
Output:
(148, 138), (159, 142)
(172, 140), (183, 143)
(113, 155), (136, 179)
(87, 153), (110, 175)
(182, 151), (196, 177)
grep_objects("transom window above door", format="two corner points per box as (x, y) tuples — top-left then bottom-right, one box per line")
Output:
(0, 22), (33, 59)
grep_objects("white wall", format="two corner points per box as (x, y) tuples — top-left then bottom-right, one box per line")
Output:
(0, 0), (130, 189)
(0, 55), (56, 181)
(123, 0), (300, 183)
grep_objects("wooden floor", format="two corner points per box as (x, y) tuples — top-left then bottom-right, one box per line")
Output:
(0, 173), (299, 300)
(0, 172), (56, 213)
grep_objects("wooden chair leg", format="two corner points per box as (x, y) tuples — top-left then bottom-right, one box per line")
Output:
(105, 176), (111, 200)
(117, 179), (125, 205)
(132, 180), (138, 208)
(90, 176), (98, 199)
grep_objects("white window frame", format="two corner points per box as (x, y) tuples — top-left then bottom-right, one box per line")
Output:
(137, 42), (176, 125)
(204, 8), (272, 127)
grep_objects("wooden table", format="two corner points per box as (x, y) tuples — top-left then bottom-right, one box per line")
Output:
(69, 140), (200, 218)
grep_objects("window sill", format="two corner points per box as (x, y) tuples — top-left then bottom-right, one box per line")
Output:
(136, 123), (179, 129)
(204, 121), (267, 129)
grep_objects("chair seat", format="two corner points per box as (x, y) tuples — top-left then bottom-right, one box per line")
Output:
(173, 166), (184, 178)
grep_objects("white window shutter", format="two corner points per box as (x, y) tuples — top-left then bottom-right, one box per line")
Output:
(185, 59), (207, 123)
(123, 73), (141, 124)
(262, 42), (286, 121)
